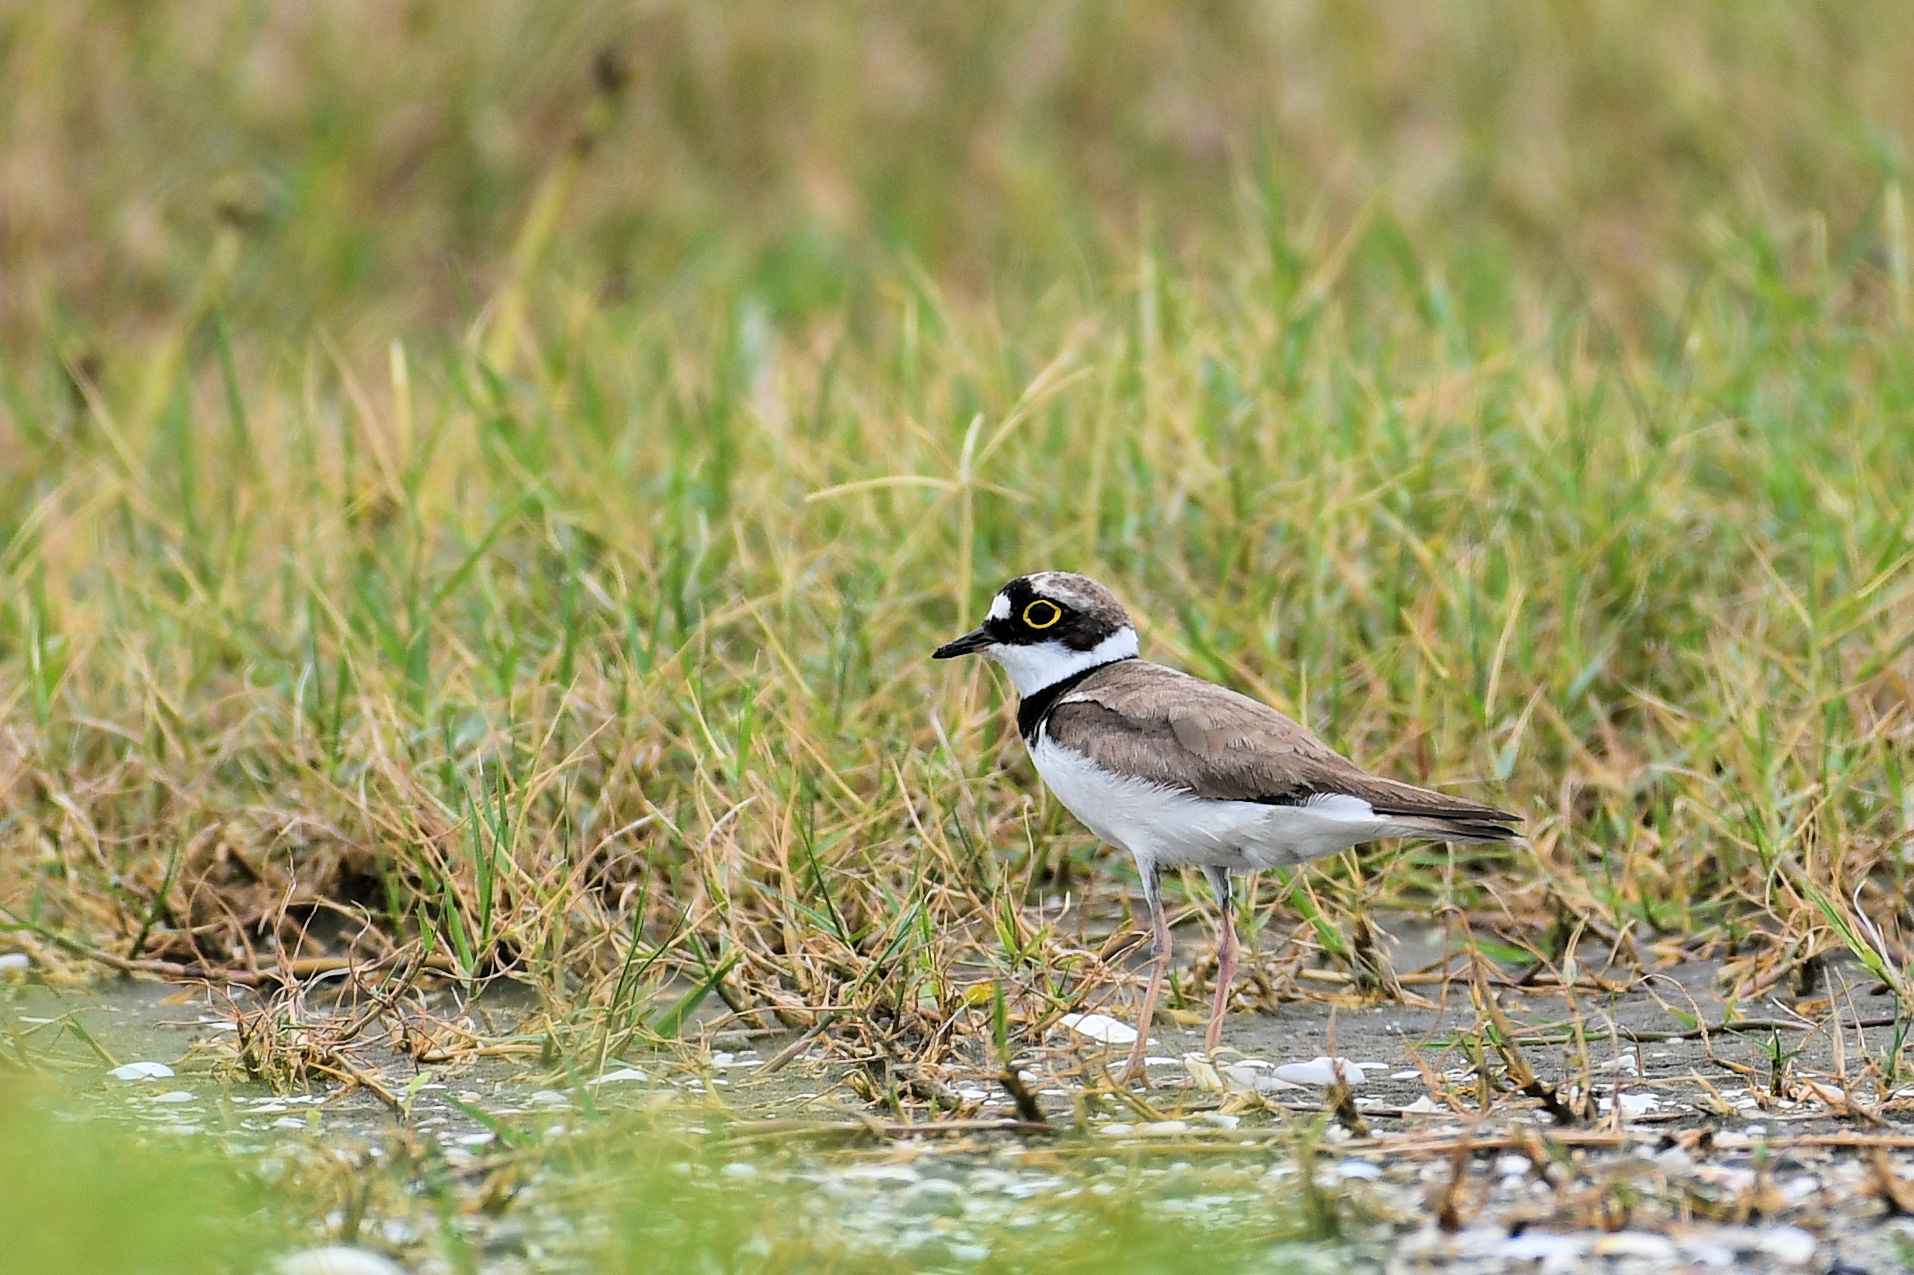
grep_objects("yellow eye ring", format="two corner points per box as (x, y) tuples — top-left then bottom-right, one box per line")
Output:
(1023, 599), (1062, 629)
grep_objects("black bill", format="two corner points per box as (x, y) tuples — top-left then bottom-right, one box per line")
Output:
(932, 627), (993, 659)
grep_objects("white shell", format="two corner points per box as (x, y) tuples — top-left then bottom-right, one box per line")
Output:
(1058, 1012), (1139, 1045)
(108, 1061), (175, 1082)
(274, 1248), (408, 1275)
(1271, 1055), (1367, 1087)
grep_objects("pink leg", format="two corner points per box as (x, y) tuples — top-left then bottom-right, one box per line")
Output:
(1121, 867), (1170, 1085)
(1203, 866), (1238, 1055)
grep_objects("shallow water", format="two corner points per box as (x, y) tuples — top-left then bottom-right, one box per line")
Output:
(6, 937), (1914, 1273)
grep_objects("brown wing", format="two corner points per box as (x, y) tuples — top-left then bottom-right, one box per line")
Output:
(1045, 661), (1519, 827)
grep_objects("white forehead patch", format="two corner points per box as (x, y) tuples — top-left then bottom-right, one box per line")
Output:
(987, 593), (1011, 621)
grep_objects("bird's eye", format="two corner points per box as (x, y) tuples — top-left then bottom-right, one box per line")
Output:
(1023, 599), (1062, 629)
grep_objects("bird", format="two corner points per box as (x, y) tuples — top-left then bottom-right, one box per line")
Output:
(933, 571), (1519, 1083)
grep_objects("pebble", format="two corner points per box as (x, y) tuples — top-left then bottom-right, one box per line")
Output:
(0, 952), (28, 975)
(907, 1177), (963, 1198)
(837, 1164), (922, 1185)
(1722, 1224), (1816, 1265)
(1590, 1232), (1678, 1260)
(1492, 1232), (1583, 1262)
(1778, 1177), (1820, 1203)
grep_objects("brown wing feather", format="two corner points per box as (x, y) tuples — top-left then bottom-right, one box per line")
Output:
(1045, 661), (1518, 827)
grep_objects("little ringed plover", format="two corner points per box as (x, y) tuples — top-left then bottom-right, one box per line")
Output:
(934, 571), (1519, 1083)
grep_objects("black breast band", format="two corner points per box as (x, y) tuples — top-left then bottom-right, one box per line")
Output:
(1016, 658), (1134, 745)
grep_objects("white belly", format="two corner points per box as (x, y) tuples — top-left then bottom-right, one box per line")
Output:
(1028, 731), (1393, 872)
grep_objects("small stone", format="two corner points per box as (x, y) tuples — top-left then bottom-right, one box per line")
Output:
(0, 952), (28, 976)
(1590, 1232), (1678, 1260)
(906, 1177), (962, 1197)
(1496, 1232), (1585, 1262)
(838, 1163), (921, 1184)
(1493, 1153), (1530, 1178)
(1742, 1224), (1816, 1266)
(590, 1067), (649, 1085)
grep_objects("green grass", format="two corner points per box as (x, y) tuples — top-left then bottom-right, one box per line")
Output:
(3, 0), (1913, 1045)
(3, 2), (1914, 1262)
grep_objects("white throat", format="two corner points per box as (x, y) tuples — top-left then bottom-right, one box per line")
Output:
(987, 626), (1139, 697)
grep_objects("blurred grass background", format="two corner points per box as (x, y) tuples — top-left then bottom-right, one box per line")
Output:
(10, 2), (1914, 349)
(1, 1), (1912, 1033)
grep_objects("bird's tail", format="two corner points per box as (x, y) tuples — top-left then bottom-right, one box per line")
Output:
(1356, 777), (1520, 844)
(1384, 815), (1520, 844)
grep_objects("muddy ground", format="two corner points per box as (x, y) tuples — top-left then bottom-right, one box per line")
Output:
(6, 932), (1914, 1273)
